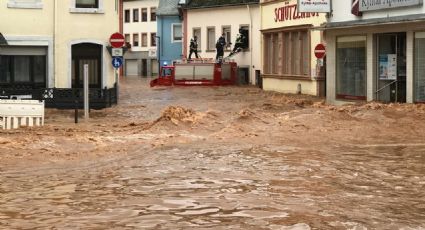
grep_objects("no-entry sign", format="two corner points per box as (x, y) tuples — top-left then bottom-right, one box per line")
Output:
(314, 44), (326, 59)
(110, 33), (125, 48)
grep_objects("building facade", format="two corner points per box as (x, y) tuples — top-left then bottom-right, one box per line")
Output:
(183, 0), (261, 85)
(0, 0), (120, 92)
(326, 0), (425, 104)
(157, 0), (183, 68)
(123, 0), (158, 77)
(261, 0), (326, 96)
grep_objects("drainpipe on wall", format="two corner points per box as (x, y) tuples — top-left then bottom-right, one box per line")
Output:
(247, 4), (253, 85)
(53, 0), (57, 88)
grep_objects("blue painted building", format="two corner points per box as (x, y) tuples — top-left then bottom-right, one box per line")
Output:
(157, 0), (183, 67)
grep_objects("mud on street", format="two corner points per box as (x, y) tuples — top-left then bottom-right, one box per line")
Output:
(0, 77), (425, 229)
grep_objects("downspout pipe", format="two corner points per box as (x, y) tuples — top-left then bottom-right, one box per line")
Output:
(247, 4), (253, 85)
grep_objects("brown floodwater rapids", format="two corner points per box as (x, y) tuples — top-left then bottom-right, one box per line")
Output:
(1, 77), (425, 229)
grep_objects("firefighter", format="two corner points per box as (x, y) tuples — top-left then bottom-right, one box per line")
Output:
(230, 29), (247, 56)
(188, 36), (199, 60)
(216, 33), (226, 62)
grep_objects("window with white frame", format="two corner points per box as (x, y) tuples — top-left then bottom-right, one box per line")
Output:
(76, 0), (98, 8)
(70, 0), (104, 13)
(222, 26), (231, 50)
(8, 0), (43, 9)
(207, 27), (215, 51)
(172, 24), (182, 43)
(193, 28), (201, 51)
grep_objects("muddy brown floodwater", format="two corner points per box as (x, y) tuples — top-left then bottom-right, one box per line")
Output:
(1, 77), (425, 229)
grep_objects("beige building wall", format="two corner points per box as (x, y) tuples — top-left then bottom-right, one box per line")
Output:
(0, 0), (119, 89)
(186, 5), (261, 84)
(55, 0), (119, 88)
(261, 0), (326, 96)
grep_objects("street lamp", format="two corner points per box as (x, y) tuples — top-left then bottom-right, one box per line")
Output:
(155, 36), (160, 76)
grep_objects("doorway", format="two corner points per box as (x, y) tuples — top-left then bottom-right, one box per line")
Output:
(71, 43), (102, 88)
(142, 59), (148, 77)
(376, 33), (406, 103)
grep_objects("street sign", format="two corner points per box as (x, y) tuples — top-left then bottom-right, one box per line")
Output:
(110, 32), (125, 48)
(314, 44), (326, 59)
(112, 57), (123, 69)
(112, 48), (123, 57)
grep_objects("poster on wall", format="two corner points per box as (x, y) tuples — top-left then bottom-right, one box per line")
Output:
(387, 54), (397, 80)
(379, 54), (397, 80)
(298, 0), (331, 12)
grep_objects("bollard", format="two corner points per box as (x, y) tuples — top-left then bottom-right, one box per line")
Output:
(74, 100), (78, 124)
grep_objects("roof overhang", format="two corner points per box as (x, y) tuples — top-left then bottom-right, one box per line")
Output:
(320, 13), (425, 30)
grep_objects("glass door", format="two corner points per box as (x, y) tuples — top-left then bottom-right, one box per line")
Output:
(376, 33), (406, 103)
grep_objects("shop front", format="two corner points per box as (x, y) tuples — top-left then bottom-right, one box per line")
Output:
(326, 0), (425, 104)
(261, 0), (327, 96)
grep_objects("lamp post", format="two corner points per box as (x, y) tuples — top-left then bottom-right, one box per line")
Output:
(155, 36), (160, 76)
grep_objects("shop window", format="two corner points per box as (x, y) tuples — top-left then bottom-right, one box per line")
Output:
(0, 55), (46, 88)
(172, 24), (182, 42)
(124, 9), (130, 23)
(263, 30), (309, 76)
(222, 26), (231, 51)
(133, 34), (139, 47)
(207, 27), (215, 51)
(142, 33), (148, 47)
(141, 8), (147, 22)
(193, 28), (201, 51)
(415, 32), (425, 102)
(151, 33), (156, 47)
(336, 36), (366, 100)
(133, 8), (139, 22)
(150, 7), (156, 21)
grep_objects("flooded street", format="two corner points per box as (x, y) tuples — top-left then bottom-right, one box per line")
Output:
(1, 77), (425, 229)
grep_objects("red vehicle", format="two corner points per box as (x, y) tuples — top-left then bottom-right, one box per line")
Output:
(150, 62), (237, 87)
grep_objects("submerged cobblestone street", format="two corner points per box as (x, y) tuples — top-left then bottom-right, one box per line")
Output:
(1, 78), (425, 229)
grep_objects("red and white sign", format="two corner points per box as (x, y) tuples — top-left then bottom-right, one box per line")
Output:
(314, 44), (326, 59)
(109, 33), (125, 48)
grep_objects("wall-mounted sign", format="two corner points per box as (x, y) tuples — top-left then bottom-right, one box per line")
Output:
(275, 2), (320, 22)
(360, 0), (423, 11)
(149, 49), (157, 58)
(297, 0), (331, 13)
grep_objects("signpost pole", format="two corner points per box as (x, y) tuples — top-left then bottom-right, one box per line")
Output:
(84, 64), (89, 120)
(115, 68), (119, 102)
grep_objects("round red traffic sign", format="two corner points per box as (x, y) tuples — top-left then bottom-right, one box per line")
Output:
(314, 44), (326, 59)
(110, 32), (125, 48)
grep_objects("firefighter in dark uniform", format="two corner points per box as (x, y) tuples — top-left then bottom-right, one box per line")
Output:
(188, 36), (199, 60)
(216, 33), (226, 62)
(230, 28), (247, 56)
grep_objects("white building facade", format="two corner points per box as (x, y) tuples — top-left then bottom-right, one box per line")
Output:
(123, 0), (159, 77)
(326, 0), (425, 104)
(183, 1), (261, 85)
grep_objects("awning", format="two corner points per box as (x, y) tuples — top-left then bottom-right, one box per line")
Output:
(320, 13), (425, 30)
(0, 33), (8, 46)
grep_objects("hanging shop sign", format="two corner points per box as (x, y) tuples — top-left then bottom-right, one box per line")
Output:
(360, 0), (423, 12)
(297, 0), (331, 13)
(379, 54), (397, 80)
